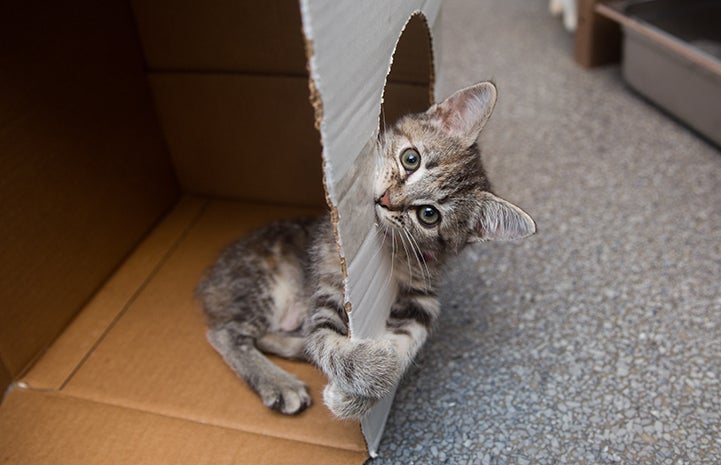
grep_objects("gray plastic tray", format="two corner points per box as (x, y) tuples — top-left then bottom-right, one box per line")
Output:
(598, 0), (721, 147)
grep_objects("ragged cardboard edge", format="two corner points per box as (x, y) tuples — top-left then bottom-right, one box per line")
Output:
(303, 24), (351, 317)
(21, 196), (208, 391)
(301, 4), (366, 454)
(423, 12), (437, 105)
(379, 11), (436, 125)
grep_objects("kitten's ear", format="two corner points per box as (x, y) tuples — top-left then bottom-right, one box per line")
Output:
(427, 81), (497, 146)
(470, 192), (536, 242)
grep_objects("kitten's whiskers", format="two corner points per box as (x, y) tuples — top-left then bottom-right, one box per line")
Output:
(371, 222), (396, 295)
(397, 228), (414, 288)
(368, 221), (388, 266)
(402, 227), (431, 292)
(390, 229), (396, 281)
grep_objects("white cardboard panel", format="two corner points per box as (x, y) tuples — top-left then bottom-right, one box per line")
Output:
(300, 0), (442, 456)
(301, 0), (441, 198)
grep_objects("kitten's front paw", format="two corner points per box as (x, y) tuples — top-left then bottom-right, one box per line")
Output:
(257, 375), (312, 415)
(323, 382), (377, 420)
(333, 339), (401, 398)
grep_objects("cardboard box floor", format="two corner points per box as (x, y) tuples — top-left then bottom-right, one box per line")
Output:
(0, 197), (368, 464)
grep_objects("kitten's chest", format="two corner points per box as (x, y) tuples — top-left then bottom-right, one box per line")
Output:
(269, 260), (310, 333)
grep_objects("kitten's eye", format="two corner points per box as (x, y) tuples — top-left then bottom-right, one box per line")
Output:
(417, 206), (440, 227)
(400, 148), (421, 172)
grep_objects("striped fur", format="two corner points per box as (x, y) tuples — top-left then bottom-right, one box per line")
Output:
(196, 82), (536, 419)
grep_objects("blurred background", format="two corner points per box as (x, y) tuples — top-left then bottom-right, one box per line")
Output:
(374, 0), (721, 463)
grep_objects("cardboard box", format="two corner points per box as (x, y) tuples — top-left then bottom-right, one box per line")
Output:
(0, 0), (441, 462)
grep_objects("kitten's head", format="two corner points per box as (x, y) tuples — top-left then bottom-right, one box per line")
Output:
(374, 82), (535, 259)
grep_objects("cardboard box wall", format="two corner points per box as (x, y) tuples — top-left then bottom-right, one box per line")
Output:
(0, 0), (441, 462)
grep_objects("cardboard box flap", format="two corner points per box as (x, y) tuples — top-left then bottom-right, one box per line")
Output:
(300, 0), (441, 455)
(0, 389), (367, 465)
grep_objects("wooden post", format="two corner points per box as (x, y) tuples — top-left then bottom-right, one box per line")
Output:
(575, 0), (622, 67)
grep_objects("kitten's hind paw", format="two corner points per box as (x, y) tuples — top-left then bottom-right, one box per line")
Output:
(257, 376), (312, 415)
(323, 382), (377, 420)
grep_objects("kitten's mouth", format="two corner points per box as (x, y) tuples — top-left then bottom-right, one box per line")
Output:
(374, 204), (401, 236)
(373, 203), (391, 230)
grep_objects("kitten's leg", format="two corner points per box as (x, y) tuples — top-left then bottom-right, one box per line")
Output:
(257, 332), (307, 360)
(319, 290), (440, 419)
(207, 321), (311, 414)
(384, 290), (440, 372)
(305, 289), (402, 401)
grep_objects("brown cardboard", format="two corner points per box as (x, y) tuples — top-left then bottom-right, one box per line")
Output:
(148, 74), (325, 204)
(0, 361), (10, 397)
(0, 389), (367, 465)
(385, 13), (434, 86)
(131, 0), (308, 75)
(0, 0), (179, 381)
(19, 197), (366, 458)
(382, 14), (434, 125)
(382, 82), (434, 127)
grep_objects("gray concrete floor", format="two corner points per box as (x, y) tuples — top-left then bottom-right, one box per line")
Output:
(374, 1), (721, 463)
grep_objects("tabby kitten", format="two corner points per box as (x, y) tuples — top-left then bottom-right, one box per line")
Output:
(197, 82), (536, 419)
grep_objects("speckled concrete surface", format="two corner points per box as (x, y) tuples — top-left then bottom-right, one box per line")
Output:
(372, 1), (721, 463)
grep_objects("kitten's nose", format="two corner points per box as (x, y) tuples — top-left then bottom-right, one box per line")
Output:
(378, 191), (392, 209)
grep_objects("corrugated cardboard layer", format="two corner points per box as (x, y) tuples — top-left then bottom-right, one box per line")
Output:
(25, 198), (365, 452)
(131, 0), (307, 75)
(149, 74), (325, 205)
(0, 0), (179, 380)
(0, 389), (367, 465)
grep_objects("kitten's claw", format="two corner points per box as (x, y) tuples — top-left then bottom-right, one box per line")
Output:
(258, 377), (312, 415)
(323, 382), (377, 420)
